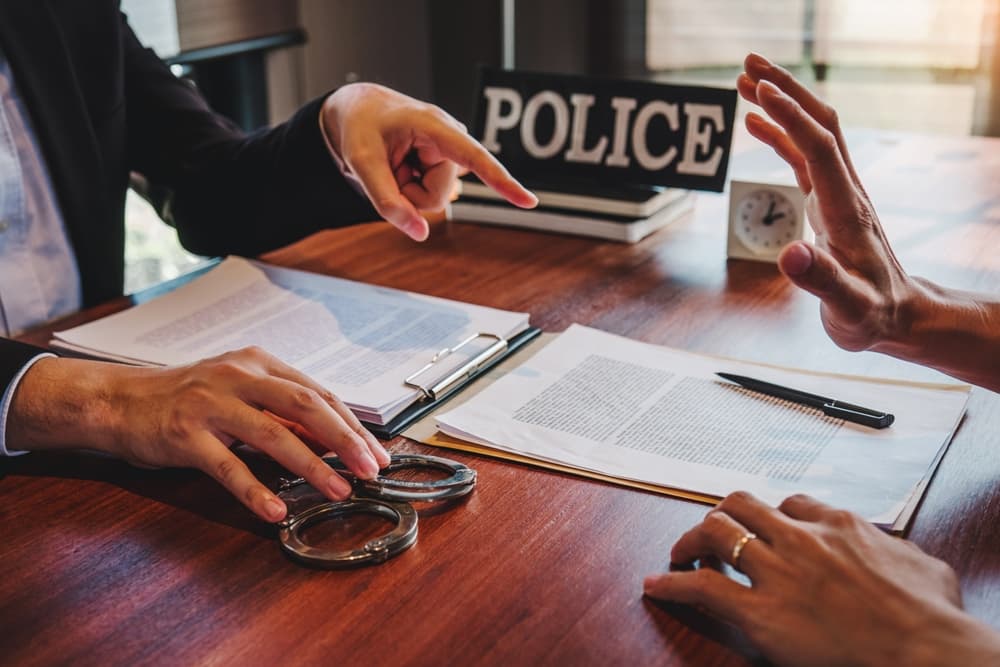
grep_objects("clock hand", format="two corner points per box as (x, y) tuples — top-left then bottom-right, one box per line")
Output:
(761, 200), (777, 225)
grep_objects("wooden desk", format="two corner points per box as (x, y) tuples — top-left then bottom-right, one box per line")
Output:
(3, 130), (1000, 665)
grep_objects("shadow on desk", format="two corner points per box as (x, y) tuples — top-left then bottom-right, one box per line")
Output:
(643, 596), (766, 665)
(0, 445), (476, 543)
(0, 448), (281, 539)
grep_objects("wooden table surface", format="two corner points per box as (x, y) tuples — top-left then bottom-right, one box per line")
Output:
(3, 129), (1000, 666)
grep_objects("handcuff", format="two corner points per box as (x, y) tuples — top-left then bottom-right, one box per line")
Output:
(275, 453), (476, 569)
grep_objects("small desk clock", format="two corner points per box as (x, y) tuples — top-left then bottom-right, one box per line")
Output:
(726, 179), (811, 262)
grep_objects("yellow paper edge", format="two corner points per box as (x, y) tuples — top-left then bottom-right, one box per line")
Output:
(423, 432), (720, 505)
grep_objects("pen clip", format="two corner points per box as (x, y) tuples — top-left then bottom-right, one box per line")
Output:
(822, 401), (894, 429)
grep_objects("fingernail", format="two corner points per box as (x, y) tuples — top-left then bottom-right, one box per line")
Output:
(746, 52), (771, 68)
(372, 441), (391, 466)
(744, 112), (767, 129)
(328, 474), (352, 498)
(757, 79), (780, 95)
(406, 217), (429, 241)
(359, 452), (380, 479)
(781, 242), (813, 275)
(265, 496), (286, 522)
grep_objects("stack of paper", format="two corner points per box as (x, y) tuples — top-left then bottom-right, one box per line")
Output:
(429, 325), (970, 530)
(53, 257), (531, 426)
(452, 176), (695, 243)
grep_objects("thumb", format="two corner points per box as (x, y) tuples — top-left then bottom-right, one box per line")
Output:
(343, 140), (431, 241)
(375, 192), (431, 242)
(778, 242), (843, 299)
(778, 241), (876, 328)
(643, 569), (754, 627)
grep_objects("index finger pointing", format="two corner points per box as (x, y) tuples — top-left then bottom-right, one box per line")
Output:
(423, 122), (538, 209)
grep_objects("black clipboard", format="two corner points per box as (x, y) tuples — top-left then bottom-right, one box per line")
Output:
(362, 326), (542, 439)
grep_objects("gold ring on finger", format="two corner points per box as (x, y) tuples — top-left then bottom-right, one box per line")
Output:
(731, 531), (758, 572)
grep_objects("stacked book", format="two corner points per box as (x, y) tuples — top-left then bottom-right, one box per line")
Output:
(451, 176), (695, 243)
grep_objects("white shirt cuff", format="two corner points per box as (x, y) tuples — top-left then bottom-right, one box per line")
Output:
(0, 352), (54, 456)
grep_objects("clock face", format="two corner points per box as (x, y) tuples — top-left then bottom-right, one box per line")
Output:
(734, 188), (800, 256)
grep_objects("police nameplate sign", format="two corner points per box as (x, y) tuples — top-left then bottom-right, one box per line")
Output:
(473, 68), (737, 192)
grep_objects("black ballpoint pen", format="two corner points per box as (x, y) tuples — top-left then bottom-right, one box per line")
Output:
(716, 372), (895, 429)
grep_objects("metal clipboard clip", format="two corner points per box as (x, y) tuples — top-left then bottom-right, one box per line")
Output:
(404, 332), (509, 401)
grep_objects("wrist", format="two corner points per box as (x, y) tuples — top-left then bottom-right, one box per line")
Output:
(8, 357), (125, 455)
(900, 605), (1000, 667)
(320, 88), (367, 197)
(869, 276), (935, 359)
(318, 94), (343, 165)
(320, 84), (365, 163)
(872, 277), (1000, 390)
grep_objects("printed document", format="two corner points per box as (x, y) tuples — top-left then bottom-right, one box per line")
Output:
(53, 257), (530, 424)
(435, 325), (969, 526)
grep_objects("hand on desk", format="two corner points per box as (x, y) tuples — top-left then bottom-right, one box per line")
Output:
(644, 491), (1000, 667)
(8, 347), (390, 522)
(737, 53), (1000, 392)
(321, 83), (538, 242)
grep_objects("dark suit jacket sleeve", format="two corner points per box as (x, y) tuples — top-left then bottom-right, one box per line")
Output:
(0, 339), (48, 403)
(121, 16), (378, 258)
(0, 15), (381, 404)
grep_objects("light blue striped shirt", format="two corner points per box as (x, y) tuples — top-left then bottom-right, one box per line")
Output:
(0, 46), (82, 455)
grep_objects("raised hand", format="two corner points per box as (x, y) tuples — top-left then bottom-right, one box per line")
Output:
(321, 83), (537, 241)
(736, 53), (1000, 392)
(737, 53), (918, 354)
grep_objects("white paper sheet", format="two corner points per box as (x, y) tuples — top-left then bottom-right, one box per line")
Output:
(435, 325), (969, 526)
(53, 257), (530, 424)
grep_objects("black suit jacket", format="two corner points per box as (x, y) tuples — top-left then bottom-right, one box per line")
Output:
(0, 1), (378, 395)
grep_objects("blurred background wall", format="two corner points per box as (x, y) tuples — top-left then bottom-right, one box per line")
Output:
(119, 0), (1000, 291)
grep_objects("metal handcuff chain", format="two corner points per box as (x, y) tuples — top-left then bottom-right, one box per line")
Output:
(276, 453), (476, 569)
